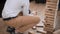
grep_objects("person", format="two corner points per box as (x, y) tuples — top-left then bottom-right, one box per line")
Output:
(2, 0), (40, 34)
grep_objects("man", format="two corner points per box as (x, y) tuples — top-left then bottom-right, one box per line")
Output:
(2, 0), (40, 34)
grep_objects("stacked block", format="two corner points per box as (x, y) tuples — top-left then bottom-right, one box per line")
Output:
(44, 0), (59, 32)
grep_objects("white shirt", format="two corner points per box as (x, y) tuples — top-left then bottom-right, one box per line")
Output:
(2, 0), (30, 18)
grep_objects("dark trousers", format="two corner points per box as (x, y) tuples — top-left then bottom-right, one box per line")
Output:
(0, 0), (6, 18)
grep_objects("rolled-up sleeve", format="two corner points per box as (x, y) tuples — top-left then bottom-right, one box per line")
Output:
(23, 0), (30, 16)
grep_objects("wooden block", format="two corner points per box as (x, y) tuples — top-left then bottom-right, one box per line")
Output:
(44, 22), (54, 25)
(47, 5), (57, 8)
(47, 0), (58, 3)
(44, 25), (53, 28)
(44, 27), (54, 29)
(46, 9), (55, 12)
(45, 16), (54, 19)
(46, 15), (54, 17)
(45, 14), (55, 16)
(45, 20), (54, 23)
(44, 22), (54, 26)
(45, 24), (53, 28)
(47, 0), (58, 2)
(47, 3), (57, 6)
(47, 2), (57, 4)
(45, 21), (54, 24)
(48, 7), (57, 11)
(36, 26), (43, 28)
(44, 22), (53, 25)
(45, 18), (54, 21)
(36, 22), (44, 27)
(28, 31), (35, 34)
(46, 3), (57, 6)
(45, 21), (54, 25)
(45, 10), (55, 13)
(46, 12), (55, 14)
(46, 11), (55, 14)
(47, 0), (57, 3)
(47, 8), (57, 11)
(47, 6), (57, 9)
(46, 18), (54, 20)
(44, 27), (54, 32)
(45, 19), (54, 22)
(37, 30), (46, 34)
(45, 25), (53, 28)
(45, 13), (55, 16)
(36, 28), (46, 34)
(45, 14), (55, 17)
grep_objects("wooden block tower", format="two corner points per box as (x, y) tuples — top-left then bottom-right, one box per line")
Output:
(44, 0), (59, 34)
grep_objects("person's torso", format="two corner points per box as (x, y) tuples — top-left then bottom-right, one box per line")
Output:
(2, 0), (29, 18)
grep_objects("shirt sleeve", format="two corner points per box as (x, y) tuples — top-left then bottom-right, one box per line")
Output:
(22, 1), (30, 16)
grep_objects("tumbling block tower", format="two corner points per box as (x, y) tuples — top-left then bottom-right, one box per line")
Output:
(44, 0), (59, 34)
